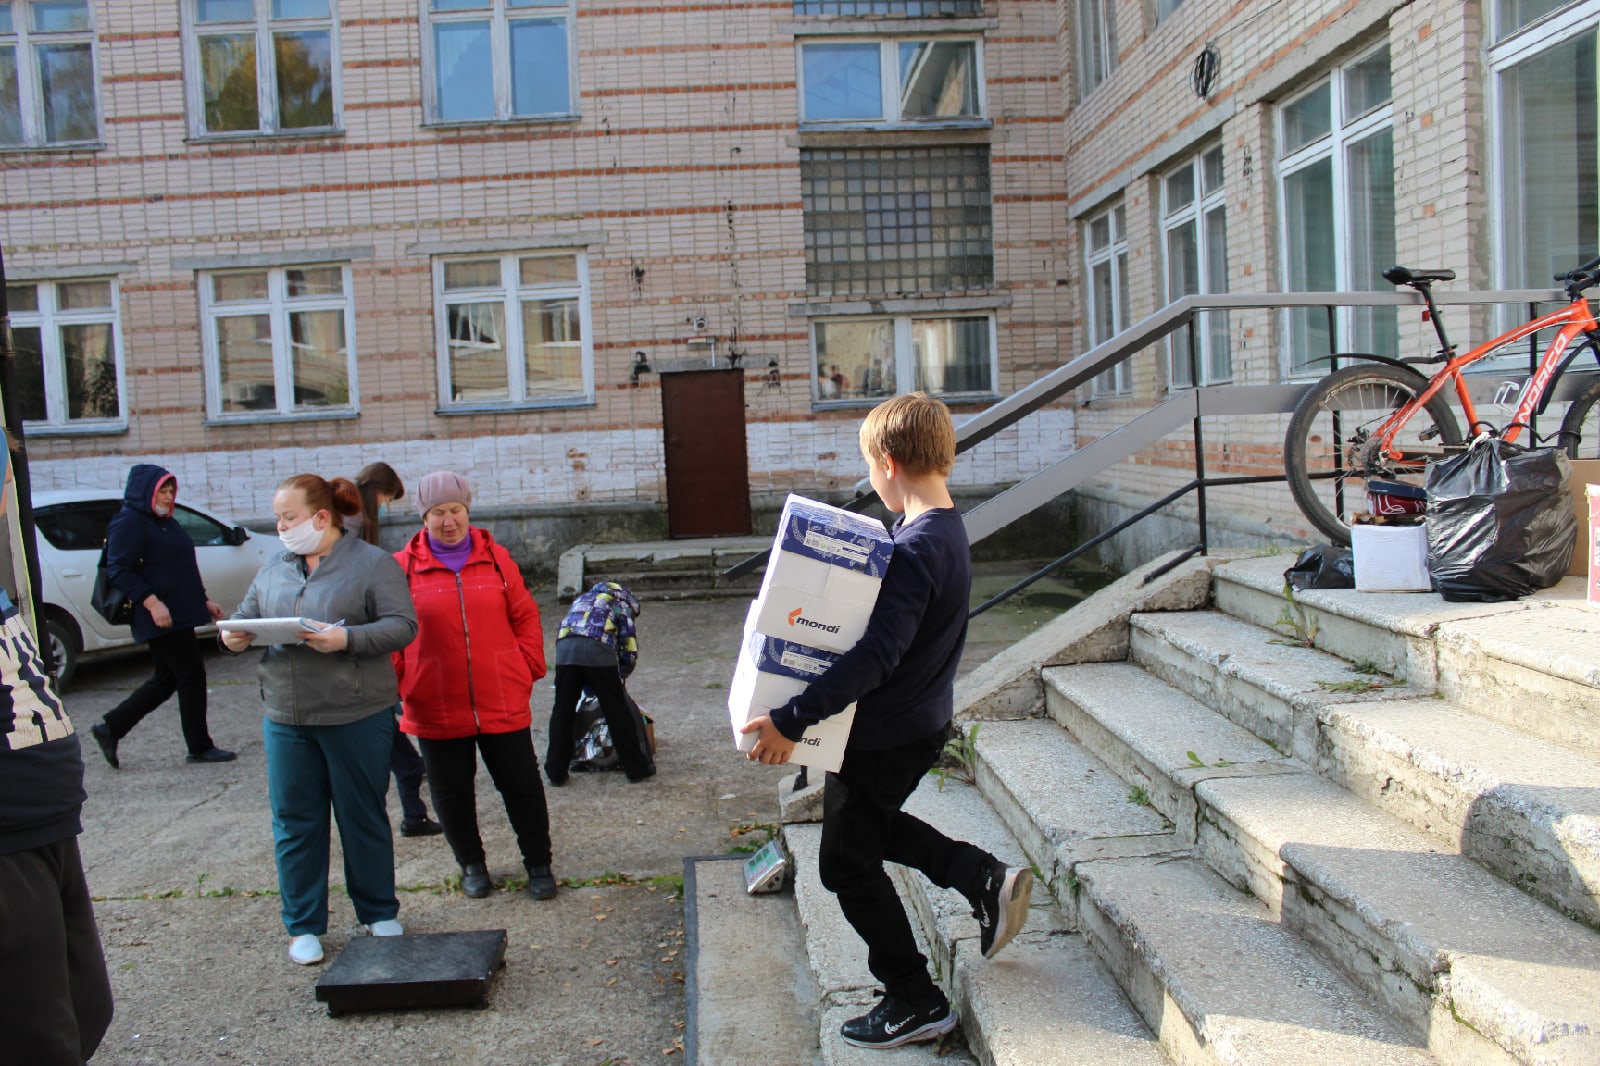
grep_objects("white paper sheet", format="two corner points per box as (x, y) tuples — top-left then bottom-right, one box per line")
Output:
(216, 617), (337, 645)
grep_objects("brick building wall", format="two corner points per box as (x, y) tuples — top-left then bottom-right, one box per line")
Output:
(1049, 0), (1555, 565)
(5, 0), (1076, 527)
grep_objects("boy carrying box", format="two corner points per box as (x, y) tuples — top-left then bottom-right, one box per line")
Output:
(742, 392), (1033, 1050)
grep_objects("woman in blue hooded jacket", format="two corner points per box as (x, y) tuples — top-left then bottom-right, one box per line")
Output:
(87, 465), (234, 768)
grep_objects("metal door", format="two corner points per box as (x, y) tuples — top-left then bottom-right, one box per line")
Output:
(660, 368), (752, 538)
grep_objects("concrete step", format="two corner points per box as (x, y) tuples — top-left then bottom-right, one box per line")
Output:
(1317, 696), (1600, 930)
(1129, 609), (1418, 764)
(1195, 771), (1600, 1066)
(1211, 557), (1600, 757)
(965, 719), (1180, 906)
(784, 823), (978, 1065)
(1431, 601), (1600, 758)
(897, 778), (1168, 1066)
(1041, 662), (1294, 844)
(1208, 553), (1528, 686)
(1074, 854), (1439, 1066)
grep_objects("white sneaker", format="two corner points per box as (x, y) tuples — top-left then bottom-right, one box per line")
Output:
(367, 919), (404, 937)
(288, 934), (324, 965)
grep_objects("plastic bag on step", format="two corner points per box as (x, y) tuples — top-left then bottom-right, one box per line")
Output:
(1283, 545), (1355, 591)
(1423, 436), (1576, 602)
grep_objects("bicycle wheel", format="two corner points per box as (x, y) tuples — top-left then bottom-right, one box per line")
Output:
(1556, 341), (1600, 458)
(1285, 362), (1462, 546)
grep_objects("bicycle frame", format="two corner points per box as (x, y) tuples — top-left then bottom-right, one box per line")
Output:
(1373, 295), (1600, 462)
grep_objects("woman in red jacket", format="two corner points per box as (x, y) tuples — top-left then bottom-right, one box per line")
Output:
(393, 471), (556, 901)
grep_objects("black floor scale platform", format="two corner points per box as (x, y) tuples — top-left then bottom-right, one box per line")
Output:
(314, 930), (508, 1015)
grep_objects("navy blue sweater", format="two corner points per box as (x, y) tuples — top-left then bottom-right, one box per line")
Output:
(770, 507), (970, 751)
(105, 464), (213, 643)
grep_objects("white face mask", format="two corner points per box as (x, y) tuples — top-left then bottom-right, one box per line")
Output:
(278, 517), (325, 556)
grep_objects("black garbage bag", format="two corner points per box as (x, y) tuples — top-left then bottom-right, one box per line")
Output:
(1284, 545), (1355, 591)
(1424, 437), (1576, 602)
(569, 690), (655, 773)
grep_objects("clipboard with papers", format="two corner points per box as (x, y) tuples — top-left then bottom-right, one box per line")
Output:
(216, 617), (342, 645)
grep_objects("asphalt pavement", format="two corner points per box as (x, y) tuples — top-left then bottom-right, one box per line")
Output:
(60, 563), (1099, 1066)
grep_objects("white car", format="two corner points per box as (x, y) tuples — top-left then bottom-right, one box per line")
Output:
(30, 489), (278, 686)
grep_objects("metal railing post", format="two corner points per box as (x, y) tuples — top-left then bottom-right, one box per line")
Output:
(1188, 314), (1208, 554)
(1326, 300), (1347, 525)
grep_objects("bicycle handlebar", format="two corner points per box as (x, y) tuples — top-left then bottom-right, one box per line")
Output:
(1554, 255), (1600, 284)
(1554, 255), (1600, 298)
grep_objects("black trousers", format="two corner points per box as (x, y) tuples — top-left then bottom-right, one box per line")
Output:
(388, 707), (428, 823)
(0, 838), (113, 1066)
(418, 728), (552, 871)
(546, 664), (653, 781)
(102, 628), (214, 755)
(820, 726), (992, 1009)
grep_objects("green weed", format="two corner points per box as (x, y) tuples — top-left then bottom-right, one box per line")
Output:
(727, 822), (777, 855)
(1186, 750), (1234, 769)
(1316, 678), (1388, 693)
(1270, 583), (1319, 647)
(929, 722), (980, 791)
(1127, 785), (1151, 806)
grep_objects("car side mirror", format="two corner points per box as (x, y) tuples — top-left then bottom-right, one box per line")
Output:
(228, 525), (250, 546)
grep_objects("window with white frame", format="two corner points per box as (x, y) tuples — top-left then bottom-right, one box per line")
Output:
(0, 0), (99, 147)
(1163, 145), (1230, 387)
(5, 279), (122, 430)
(1492, 1), (1599, 298)
(201, 265), (356, 418)
(1277, 45), (1395, 377)
(1077, 0), (1117, 94)
(424, 0), (574, 124)
(811, 315), (996, 404)
(1085, 203), (1131, 395)
(799, 37), (983, 125)
(436, 252), (592, 409)
(183, 0), (338, 136)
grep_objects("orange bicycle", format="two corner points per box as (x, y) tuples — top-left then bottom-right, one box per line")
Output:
(1283, 256), (1600, 545)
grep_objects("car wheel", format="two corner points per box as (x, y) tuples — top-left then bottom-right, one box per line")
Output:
(44, 616), (78, 689)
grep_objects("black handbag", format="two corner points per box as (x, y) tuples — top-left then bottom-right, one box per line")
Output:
(91, 546), (135, 626)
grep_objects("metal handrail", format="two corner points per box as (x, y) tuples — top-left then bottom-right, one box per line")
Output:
(722, 286), (1576, 584)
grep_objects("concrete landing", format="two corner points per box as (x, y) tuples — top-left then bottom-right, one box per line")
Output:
(686, 854), (821, 1066)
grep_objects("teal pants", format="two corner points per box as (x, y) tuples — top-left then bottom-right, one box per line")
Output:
(263, 711), (398, 935)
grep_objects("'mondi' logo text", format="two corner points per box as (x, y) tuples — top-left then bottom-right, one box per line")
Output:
(787, 608), (841, 634)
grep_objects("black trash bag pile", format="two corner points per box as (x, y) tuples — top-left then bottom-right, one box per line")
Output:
(1284, 545), (1355, 591)
(1424, 437), (1576, 602)
(569, 691), (655, 773)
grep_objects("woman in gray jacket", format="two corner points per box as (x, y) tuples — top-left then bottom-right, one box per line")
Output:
(221, 474), (417, 966)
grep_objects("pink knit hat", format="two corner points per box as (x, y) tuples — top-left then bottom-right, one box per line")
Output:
(415, 471), (472, 516)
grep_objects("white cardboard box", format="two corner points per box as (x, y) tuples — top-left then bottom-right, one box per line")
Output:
(1352, 523), (1431, 592)
(728, 608), (858, 773)
(750, 494), (893, 654)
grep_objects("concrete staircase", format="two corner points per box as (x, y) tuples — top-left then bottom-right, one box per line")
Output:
(556, 537), (768, 601)
(777, 552), (1600, 1066)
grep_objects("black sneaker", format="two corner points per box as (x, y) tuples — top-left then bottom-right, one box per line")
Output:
(839, 992), (957, 1049)
(186, 747), (236, 764)
(400, 817), (444, 838)
(972, 860), (1032, 960)
(90, 722), (119, 769)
